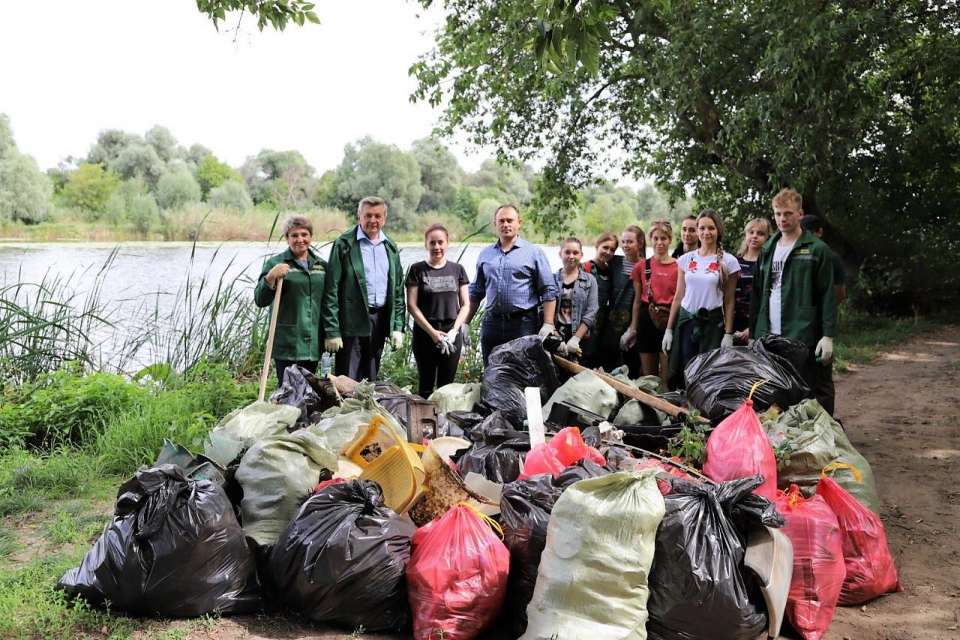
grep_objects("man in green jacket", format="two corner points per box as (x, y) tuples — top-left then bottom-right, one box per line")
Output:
(253, 214), (326, 383)
(750, 187), (838, 414)
(322, 196), (405, 382)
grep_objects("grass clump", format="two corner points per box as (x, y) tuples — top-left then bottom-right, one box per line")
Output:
(0, 448), (108, 517)
(834, 306), (937, 372)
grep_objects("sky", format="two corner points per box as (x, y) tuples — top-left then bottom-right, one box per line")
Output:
(0, 0), (489, 174)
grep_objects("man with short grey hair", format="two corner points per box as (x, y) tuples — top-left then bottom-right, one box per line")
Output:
(321, 196), (405, 381)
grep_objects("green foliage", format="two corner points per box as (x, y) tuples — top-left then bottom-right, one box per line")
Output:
(60, 163), (120, 215)
(240, 148), (316, 207)
(331, 137), (423, 230)
(196, 154), (240, 198)
(197, 0), (320, 31)
(411, 0), (960, 303)
(207, 179), (253, 211)
(412, 137), (465, 212)
(145, 125), (180, 163)
(110, 142), (166, 187)
(129, 192), (160, 236)
(156, 169), (201, 210)
(0, 448), (103, 516)
(666, 416), (709, 467)
(0, 368), (147, 449)
(0, 126), (53, 223)
(43, 502), (109, 545)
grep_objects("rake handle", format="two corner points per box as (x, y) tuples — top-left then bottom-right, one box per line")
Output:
(258, 277), (284, 402)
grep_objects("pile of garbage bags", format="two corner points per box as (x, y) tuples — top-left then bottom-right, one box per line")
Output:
(55, 334), (899, 640)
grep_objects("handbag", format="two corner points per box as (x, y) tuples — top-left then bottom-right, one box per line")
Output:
(646, 260), (670, 330)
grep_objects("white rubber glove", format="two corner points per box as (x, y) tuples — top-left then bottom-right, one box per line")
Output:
(565, 335), (581, 355)
(555, 341), (569, 356)
(661, 328), (673, 353)
(815, 336), (834, 364)
(391, 331), (404, 350)
(721, 333), (734, 348)
(619, 328), (637, 351)
(436, 339), (452, 355)
(460, 324), (472, 350)
(538, 323), (555, 339)
(324, 337), (343, 353)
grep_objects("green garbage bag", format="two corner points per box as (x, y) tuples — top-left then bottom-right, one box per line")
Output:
(763, 399), (881, 513)
(521, 470), (665, 640)
(202, 401), (300, 467)
(428, 382), (482, 414)
(316, 383), (409, 453)
(542, 370), (618, 422)
(236, 426), (338, 546)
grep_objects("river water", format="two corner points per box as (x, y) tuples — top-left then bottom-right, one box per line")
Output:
(0, 240), (601, 371)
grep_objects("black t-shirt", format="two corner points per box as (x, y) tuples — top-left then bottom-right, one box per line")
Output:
(405, 260), (469, 323)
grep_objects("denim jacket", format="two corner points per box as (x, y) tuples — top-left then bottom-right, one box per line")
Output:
(554, 268), (599, 333)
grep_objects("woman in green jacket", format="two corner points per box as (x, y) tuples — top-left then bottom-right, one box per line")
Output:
(253, 214), (327, 383)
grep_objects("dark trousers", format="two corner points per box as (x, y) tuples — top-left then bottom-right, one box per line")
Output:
(274, 359), (318, 385)
(802, 347), (836, 415)
(412, 323), (461, 398)
(335, 306), (390, 382)
(480, 310), (539, 366)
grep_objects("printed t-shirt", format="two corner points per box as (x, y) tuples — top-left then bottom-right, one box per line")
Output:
(677, 250), (741, 313)
(630, 258), (678, 305)
(405, 260), (469, 323)
(769, 240), (796, 335)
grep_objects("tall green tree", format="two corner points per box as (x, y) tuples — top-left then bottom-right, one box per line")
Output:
(332, 137), (423, 231)
(411, 0), (960, 271)
(412, 137), (465, 212)
(61, 163), (120, 215)
(196, 154), (241, 198)
(0, 115), (52, 223)
(240, 149), (315, 207)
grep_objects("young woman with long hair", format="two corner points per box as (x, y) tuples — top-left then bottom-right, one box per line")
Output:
(581, 232), (619, 369)
(733, 217), (772, 344)
(553, 237), (599, 358)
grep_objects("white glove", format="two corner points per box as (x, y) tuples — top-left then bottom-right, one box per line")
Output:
(460, 324), (472, 350)
(565, 335), (581, 355)
(538, 323), (555, 339)
(619, 328), (637, 351)
(721, 333), (734, 348)
(661, 328), (673, 353)
(555, 341), (569, 356)
(437, 339), (452, 355)
(815, 336), (834, 364)
(324, 337), (343, 353)
(391, 331), (404, 349)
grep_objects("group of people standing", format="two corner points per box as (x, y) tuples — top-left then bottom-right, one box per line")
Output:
(256, 187), (842, 415)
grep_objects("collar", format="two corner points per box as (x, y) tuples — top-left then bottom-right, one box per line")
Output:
(766, 230), (815, 251)
(282, 246), (317, 264)
(356, 225), (389, 245)
(495, 236), (527, 252)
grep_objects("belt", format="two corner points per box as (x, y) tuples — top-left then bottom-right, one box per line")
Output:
(489, 307), (537, 320)
(368, 305), (384, 314)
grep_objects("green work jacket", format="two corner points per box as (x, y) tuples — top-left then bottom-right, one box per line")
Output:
(750, 230), (836, 347)
(321, 225), (406, 338)
(253, 247), (327, 361)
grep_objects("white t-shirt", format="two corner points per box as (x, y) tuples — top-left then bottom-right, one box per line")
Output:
(678, 250), (741, 313)
(769, 240), (796, 334)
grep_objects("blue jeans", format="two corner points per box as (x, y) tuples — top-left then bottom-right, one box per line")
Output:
(480, 311), (540, 366)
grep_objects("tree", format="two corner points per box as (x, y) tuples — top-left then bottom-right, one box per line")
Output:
(466, 159), (534, 206)
(61, 163), (120, 215)
(145, 125), (180, 163)
(240, 149), (316, 206)
(332, 137), (423, 231)
(410, 0), (960, 271)
(87, 129), (141, 167)
(208, 180), (253, 211)
(0, 115), (52, 224)
(196, 155), (241, 198)
(412, 137), (465, 212)
(196, 0), (319, 31)
(109, 142), (166, 187)
(157, 169), (201, 210)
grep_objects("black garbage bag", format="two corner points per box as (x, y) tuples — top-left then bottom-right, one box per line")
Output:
(57, 465), (259, 617)
(499, 460), (609, 635)
(758, 334), (810, 379)
(647, 475), (784, 640)
(456, 411), (531, 483)
(684, 342), (810, 422)
(269, 365), (339, 429)
(267, 479), (415, 631)
(479, 335), (560, 426)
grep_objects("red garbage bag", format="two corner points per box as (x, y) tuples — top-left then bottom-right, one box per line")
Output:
(407, 504), (510, 640)
(816, 473), (900, 605)
(775, 485), (845, 640)
(635, 457), (699, 495)
(704, 398), (777, 500)
(519, 427), (605, 480)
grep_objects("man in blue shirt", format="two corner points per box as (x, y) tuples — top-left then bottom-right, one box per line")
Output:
(466, 204), (559, 364)
(322, 196), (405, 382)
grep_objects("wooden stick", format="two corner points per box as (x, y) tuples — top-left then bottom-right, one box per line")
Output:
(258, 277), (284, 402)
(552, 354), (709, 423)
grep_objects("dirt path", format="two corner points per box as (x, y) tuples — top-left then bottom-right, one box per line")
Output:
(828, 325), (960, 640)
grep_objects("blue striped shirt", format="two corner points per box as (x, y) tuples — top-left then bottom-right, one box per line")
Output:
(469, 237), (558, 313)
(356, 226), (389, 307)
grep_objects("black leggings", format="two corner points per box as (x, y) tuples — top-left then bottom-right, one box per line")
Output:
(411, 323), (461, 398)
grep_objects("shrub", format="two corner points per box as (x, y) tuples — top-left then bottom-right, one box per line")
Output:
(60, 163), (120, 216)
(128, 192), (159, 236)
(208, 180), (253, 211)
(156, 170), (201, 210)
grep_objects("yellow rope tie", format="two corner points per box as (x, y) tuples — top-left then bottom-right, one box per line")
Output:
(747, 379), (769, 401)
(820, 461), (863, 483)
(459, 501), (504, 539)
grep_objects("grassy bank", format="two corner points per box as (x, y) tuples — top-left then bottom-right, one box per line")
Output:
(832, 306), (941, 372)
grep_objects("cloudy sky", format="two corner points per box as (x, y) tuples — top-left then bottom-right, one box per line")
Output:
(0, 0), (487, 173)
